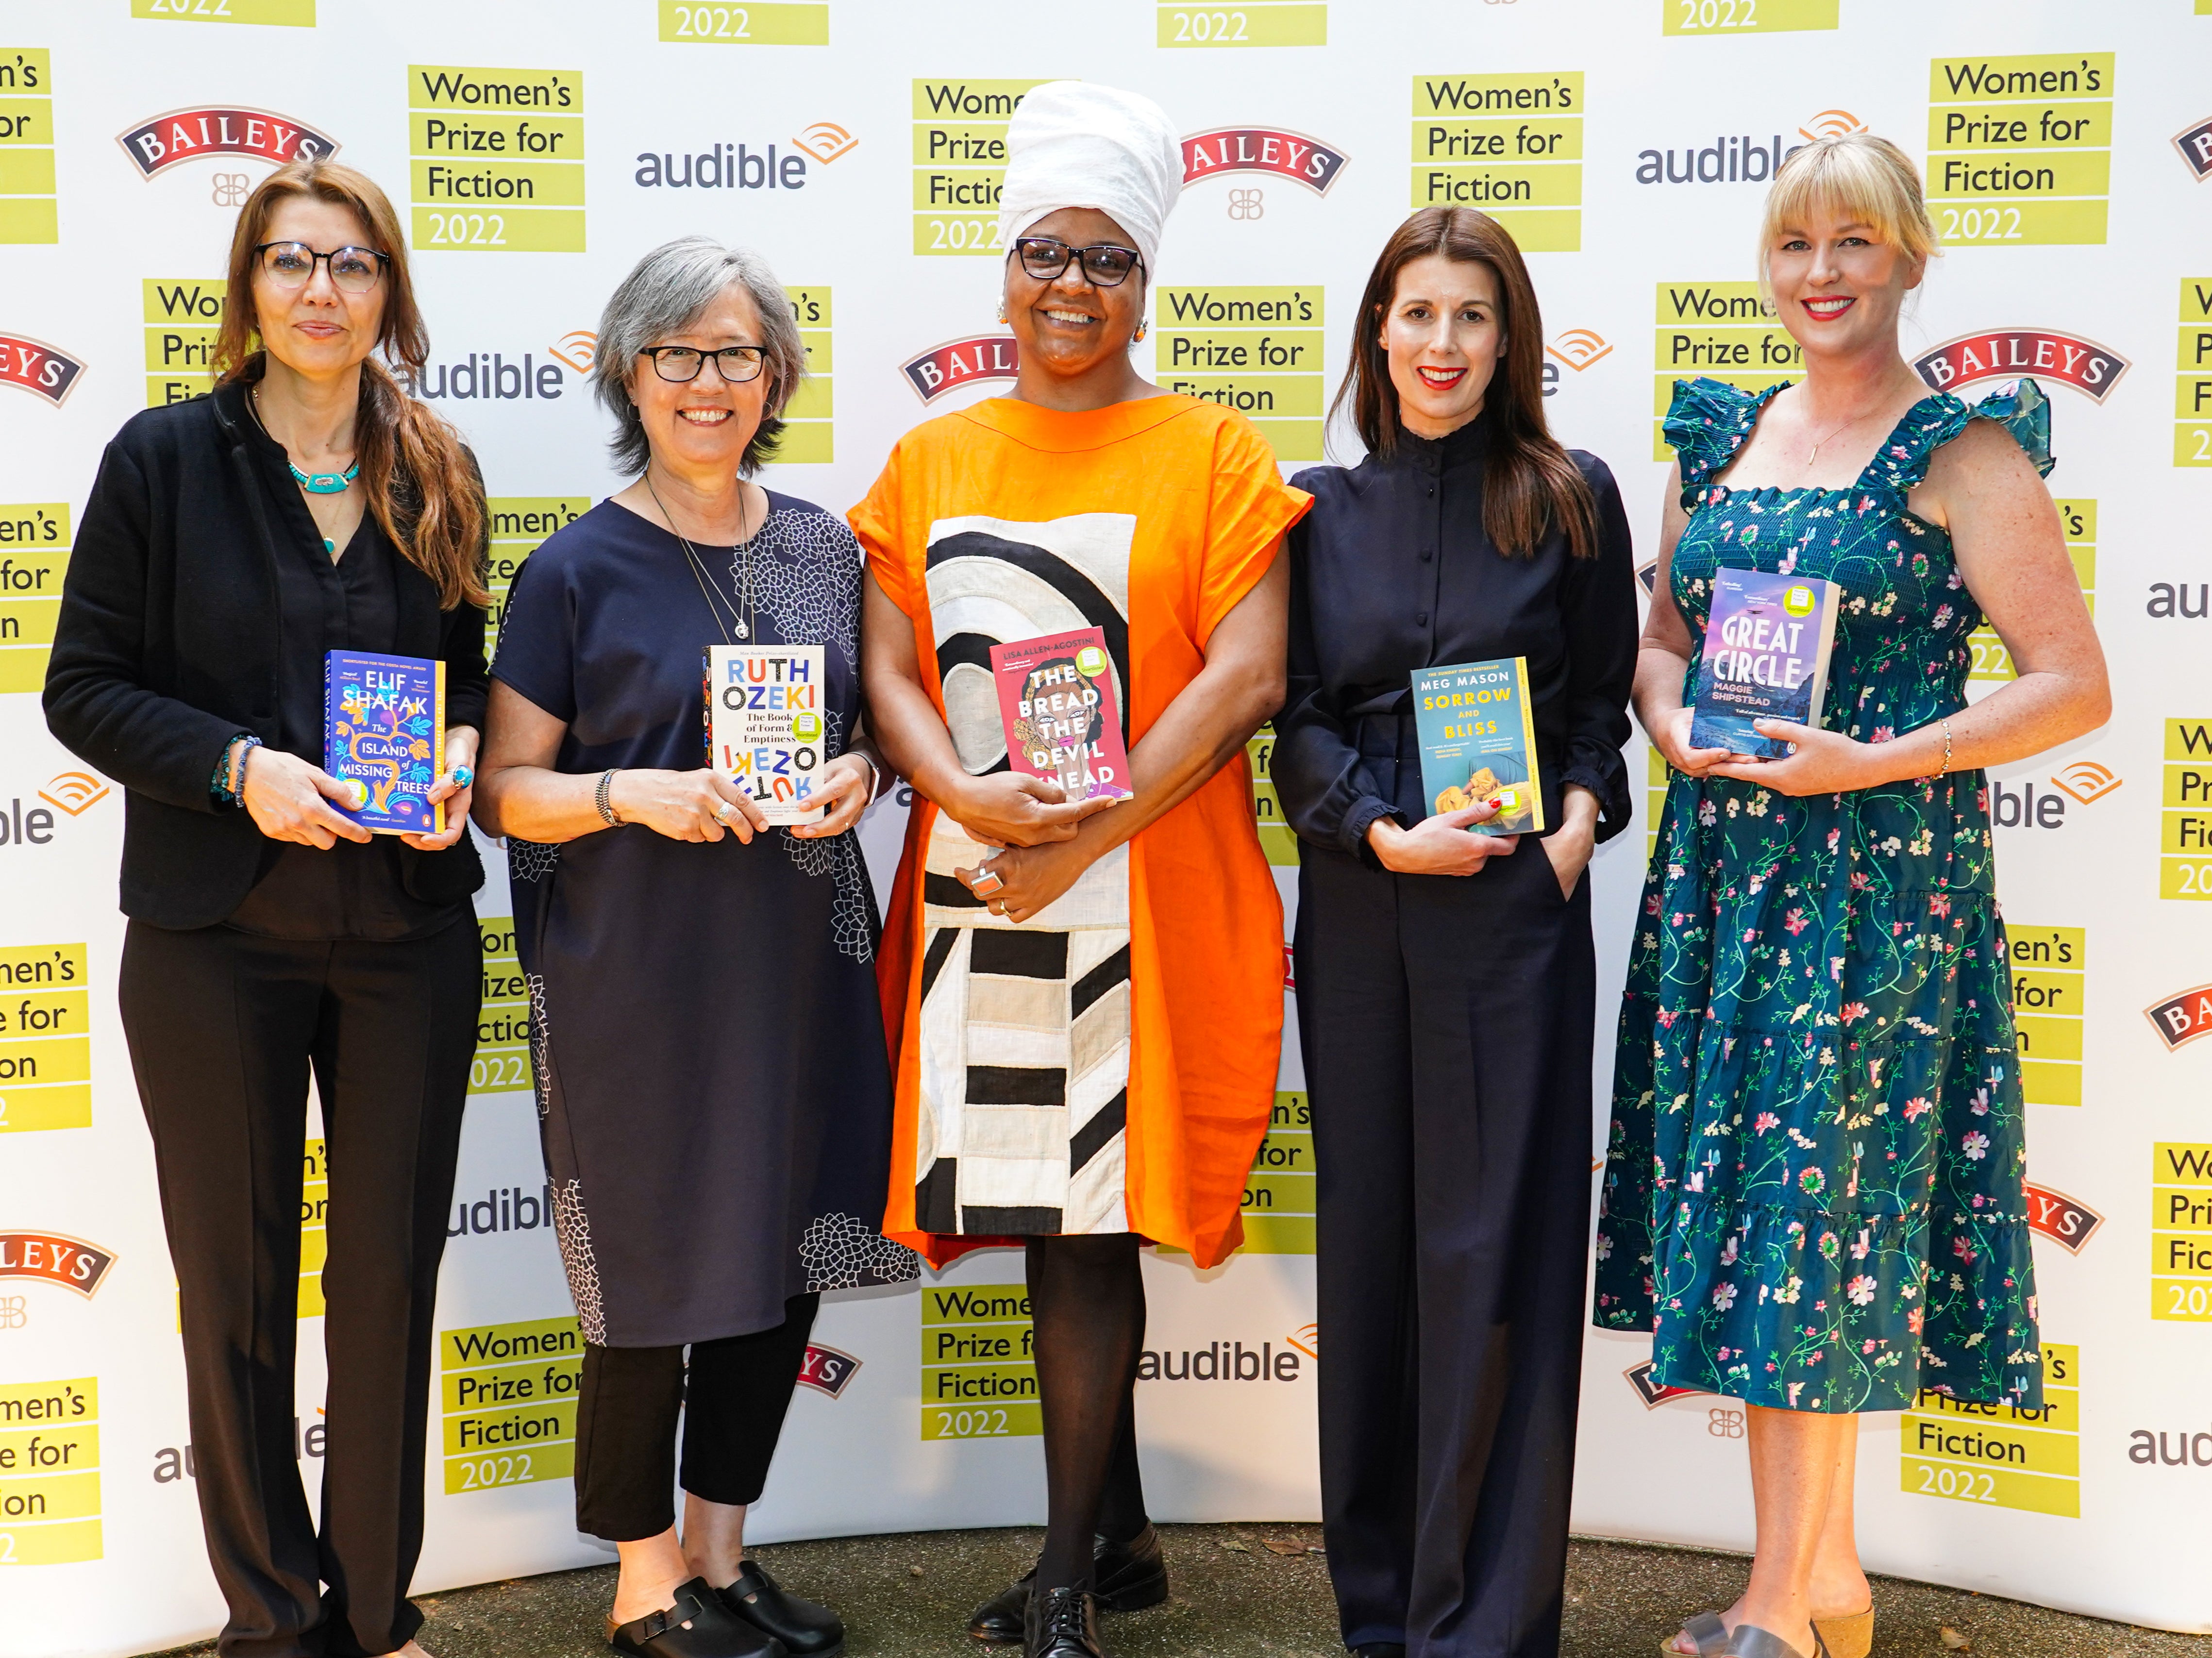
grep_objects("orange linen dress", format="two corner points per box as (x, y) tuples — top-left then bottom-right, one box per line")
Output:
(852, 394), (1310, 1269)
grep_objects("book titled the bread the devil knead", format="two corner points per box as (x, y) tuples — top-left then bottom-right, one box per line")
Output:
(323, 650), (446, 834)
(1412, 656), (1545, 837)
(991, 626), (1133, 802)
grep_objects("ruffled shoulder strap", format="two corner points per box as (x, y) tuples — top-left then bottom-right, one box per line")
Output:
(1663, 377), (1786, 494)
(1865, 377), (2056, 493)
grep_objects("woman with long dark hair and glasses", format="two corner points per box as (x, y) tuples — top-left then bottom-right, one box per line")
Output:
(1273, 207), (1638, 1658)
(45, 159), (486, 1658)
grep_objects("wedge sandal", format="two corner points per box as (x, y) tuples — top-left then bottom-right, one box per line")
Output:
(1658, 1610), (1732, 1658)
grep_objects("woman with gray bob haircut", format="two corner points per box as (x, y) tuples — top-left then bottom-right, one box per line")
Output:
(476, 235), (911, 1658)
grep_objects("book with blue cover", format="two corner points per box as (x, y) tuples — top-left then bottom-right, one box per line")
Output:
(1690, 568), (1841, 759)
(1411, 656), (1544, 837)
(323, 650), (446, 835)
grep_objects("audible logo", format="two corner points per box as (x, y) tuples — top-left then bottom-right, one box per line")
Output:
(1970, 500), (2091, 680)
(408, 65), (584, 253)
(117, 105), (335, 178)
(633, 141), (809, 190)
(402, 349), (568, 402)
(1902, 1343), (2080, 1519)
(0, 942), (91, 1134)
(1411, 72), (1584, 251)
(441, 1316), (581, 1493)
(0, 332), (85, 407)
(1136, 1337), (1303, 1382)
(0, 501), (69, 694)
(0, 1374), (101, 1564)
(659, 2), (830, 46)
(0, 50), (56, 245)
(2152, 1145), (2212, 1323)
(922, 1284), (1040, 1440)
(1911, 330), (2128, 402)
(1926, 54), (2113, 246)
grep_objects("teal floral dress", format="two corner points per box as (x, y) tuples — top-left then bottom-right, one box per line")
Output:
(1592, 377), (2053, 1414)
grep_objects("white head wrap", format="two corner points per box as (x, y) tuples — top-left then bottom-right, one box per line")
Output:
(996, 81), (1182, 275)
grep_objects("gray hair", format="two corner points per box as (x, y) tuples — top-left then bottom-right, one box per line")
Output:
(591, 236), (805, 476)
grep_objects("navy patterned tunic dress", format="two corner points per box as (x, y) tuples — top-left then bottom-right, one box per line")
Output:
(1593, 378), (2054, 1414)
(495, 496), (915, 1349)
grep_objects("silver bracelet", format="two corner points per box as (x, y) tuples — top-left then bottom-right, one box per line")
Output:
(594, 768), (621, 826)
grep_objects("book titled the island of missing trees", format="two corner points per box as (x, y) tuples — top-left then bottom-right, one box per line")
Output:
(1412, 656), (1544, 837)
(707, 645), (829, 825)
(323, 651), (445, 834)
(1690, 568), (1841, 759)
(991, 626), (1133, 802)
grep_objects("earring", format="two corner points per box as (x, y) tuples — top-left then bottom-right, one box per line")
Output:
(996, 298), (1008, 324)
(1133, 320), (1148, 342)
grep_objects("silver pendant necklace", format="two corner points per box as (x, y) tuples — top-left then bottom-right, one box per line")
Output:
(648, 473), (757, 644)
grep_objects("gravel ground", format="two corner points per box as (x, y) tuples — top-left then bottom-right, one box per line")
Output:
(148, 1526), (2211, 1658)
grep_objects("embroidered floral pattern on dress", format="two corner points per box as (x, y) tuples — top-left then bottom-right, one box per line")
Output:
(729, 508), (864, 670)
(798, 1210), (921, 1290)
(526, 971), (552, 1120)
(508, 837), (560, 885)
(1592, 377), (2053, 1415)
(549, 1177), (606, 1345)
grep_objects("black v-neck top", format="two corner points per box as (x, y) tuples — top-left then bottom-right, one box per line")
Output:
(1274, 418), (1640, 860)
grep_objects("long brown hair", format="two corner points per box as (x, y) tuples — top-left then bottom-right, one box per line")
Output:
(212, 158), (488, 608)
(1333, 207), (1597, 560)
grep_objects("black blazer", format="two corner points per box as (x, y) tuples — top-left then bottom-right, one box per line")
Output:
(44, 381), (488, 930)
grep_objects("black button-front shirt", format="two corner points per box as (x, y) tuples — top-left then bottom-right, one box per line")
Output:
(1274, 417), (1640, 860)
(224, 399), (466, 941)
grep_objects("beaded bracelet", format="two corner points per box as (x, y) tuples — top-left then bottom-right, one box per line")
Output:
(1936, 718), (1954, 778)
(594, 768), (621, 826)
(210, 733), (261, 807)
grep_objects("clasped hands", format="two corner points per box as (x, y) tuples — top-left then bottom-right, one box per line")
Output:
(947, 772), (1120, 925)
(1652, 705), (1885, 796)
(243, 726), (480, 852)
(607, 754), (874, 843)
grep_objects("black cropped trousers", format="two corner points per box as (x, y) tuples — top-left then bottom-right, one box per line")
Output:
(1293, 841), (1596, 1658)
(118, 917), (479, 1658)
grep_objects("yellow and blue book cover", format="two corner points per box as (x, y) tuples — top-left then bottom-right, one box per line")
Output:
(1411, 656), (1544, 837)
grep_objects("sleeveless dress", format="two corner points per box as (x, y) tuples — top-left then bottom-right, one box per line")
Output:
(1592, 377), (2053, 1414)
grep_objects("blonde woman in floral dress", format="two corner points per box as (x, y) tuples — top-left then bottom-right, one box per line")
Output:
(1593, 135), (2108, 1658)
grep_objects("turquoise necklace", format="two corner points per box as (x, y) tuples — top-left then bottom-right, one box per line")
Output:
(290, 457), (358, 494)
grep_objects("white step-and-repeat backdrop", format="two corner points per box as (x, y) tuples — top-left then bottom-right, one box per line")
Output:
(2, 1), (2208, 1653)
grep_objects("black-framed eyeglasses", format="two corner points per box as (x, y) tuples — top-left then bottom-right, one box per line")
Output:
(637, 344), (767, 384)
(1013, 236), (1144, 288)
(252, 241), (389, 294)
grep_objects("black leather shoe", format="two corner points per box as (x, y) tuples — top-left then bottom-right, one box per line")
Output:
(968, 1525), (1169, 1642)
(607, 1577), (787, 1658)
(718, 1560), (844, 1658)
(1024, 1585), (1104, 1658)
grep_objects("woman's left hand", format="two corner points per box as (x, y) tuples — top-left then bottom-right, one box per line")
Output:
(1538, 820), (1595, 900)
(403, 725), (479, 851)
(789, 753), (875, 839)
(1706, 719), (1880, 798)
(955, 838), (1094, 924)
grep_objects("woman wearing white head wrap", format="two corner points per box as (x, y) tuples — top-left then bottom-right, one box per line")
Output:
(855, 80), (1312, 1658)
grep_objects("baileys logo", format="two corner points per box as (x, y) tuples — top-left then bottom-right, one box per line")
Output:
(2145, 985), (2212, 1053)
(1912, 330), (2128, 402)
(2023, 1183), (2103, 1254)
(901, 334), (1019, 403)
(116, 105), (337, 178)
(0, 333), (85, 405)
(0, 1232), (116, 1296)
(1180, 128), (1348, 195)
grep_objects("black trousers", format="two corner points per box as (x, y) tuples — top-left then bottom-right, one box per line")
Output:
(573, 1294), (821, 1541)
(1293, 842), (1596, 1658)
(118, 918), (479, 1658)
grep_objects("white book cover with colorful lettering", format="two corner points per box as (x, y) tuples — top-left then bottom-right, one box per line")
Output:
(706, 644), (828, 825)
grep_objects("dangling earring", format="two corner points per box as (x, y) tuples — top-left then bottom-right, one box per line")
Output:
(996, 298), (1008, 324)
(1133, 320), (1148, 342)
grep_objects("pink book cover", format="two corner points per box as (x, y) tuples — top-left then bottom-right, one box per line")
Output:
(989, 626), (1133, 801)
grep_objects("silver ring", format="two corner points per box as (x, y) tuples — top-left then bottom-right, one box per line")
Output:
(971, 869), (1005, 897)
(713, 801), (737, 825)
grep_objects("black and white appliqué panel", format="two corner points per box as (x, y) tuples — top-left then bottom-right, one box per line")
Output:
(914, 513), (1136, 1238)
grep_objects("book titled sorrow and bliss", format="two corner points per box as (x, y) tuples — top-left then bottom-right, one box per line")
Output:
(1412, 656), (1545, 837)
(323, 650), (445, 835)
(707, 644), (829, 825)
(991, 626), (1133, 802)
(1690, 568), (1842, 759)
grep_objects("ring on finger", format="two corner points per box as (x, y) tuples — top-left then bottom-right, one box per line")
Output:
(971, 869), (1005, 897)
(713, 801), (737, 825)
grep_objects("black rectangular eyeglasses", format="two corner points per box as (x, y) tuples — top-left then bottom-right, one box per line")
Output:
(253, 241), (388, 294)
(638, 345), (767, 384)
(1014, 237), (1144, 287)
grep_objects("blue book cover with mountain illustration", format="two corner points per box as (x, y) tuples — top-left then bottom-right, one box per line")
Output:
(1690, 568), (1841, 759)
(323, 650), (445, 835)
(1411, 656), (1545, 837)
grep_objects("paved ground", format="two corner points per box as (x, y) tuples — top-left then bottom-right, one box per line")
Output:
(152, 1526), (2209, 1658)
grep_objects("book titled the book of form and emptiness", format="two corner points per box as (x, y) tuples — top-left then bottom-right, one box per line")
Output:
(707, 645), (829, 825)
(1691, 568), (1841, 759)
(991, 626), (1133, 802)
(324, 650), (445, 834)
(1412, 656), (1545, 837)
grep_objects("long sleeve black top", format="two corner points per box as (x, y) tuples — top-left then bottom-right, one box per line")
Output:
(1274, 418), (1638, 861)
(44, 379), (487, 930)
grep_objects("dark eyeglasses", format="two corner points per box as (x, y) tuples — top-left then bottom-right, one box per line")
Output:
(253, 241), (388, 294)
(1013, 237), (1144, 288)
(638, 344), (767, 384)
